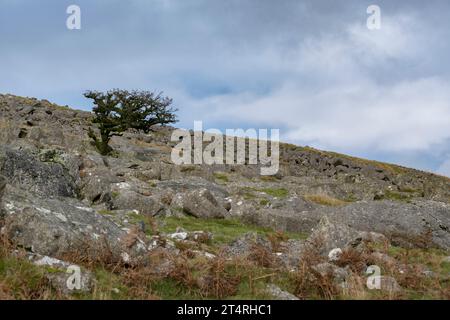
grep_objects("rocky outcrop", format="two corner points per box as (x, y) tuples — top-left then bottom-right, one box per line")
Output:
(178, 188), (228, 219)
(0, 94), (449, 300)
(323, 200), (450, 250)
(1, 185), (147, 262)
(0, 146), (78, 198)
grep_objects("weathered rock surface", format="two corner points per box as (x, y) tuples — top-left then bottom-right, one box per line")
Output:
(0, 146), (78, 198)
(0, 93), (450, 298)
(324, 200), (450, 250)
(266, 284), (299, 300)
(223, 232), (273, 258)
(177, 188), (228, 219)
(1, 185), (147, 261)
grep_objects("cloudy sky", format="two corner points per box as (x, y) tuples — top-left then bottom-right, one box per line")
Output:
(1, 0), (450, 176)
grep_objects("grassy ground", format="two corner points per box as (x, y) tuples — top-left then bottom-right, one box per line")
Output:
(0, 216), (448, 300)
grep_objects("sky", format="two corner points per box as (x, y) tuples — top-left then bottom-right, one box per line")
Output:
(1, 0), (450, 177)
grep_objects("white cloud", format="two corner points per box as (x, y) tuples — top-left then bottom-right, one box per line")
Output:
(176, 13), (450, 159)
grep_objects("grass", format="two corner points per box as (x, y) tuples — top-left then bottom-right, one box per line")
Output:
(1, 223), (448, 300)
(97, 209), (115, 216)
(159, 216), (308, 246)
(213, 172), (229, 183)
(380, 190), (413, 202)
(0, 250), (57, 299)
(304, 194), (349, 206)
(260, 188), (289, 198)
(111, 191), (120, 199)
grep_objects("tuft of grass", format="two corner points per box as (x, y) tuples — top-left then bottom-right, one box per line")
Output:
(380, 190), (412, 202)
(111, 191), (120, 199)
(304, 194), (348, 206)
(0, 247), (56, 299)
(97, 209), (114, 216)
(213, 172), (229, 183)
(260, 188), (289, 198)
(259, 176), (280, 182)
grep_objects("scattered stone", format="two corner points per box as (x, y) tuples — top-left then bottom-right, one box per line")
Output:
(328, 248), (343, 262)
(312, 262), (349, 283)
(224, 232), (272, 258)
(169, 232), (188, 241)
(266, 284), (299, 300)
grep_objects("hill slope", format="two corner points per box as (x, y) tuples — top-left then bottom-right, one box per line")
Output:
(0, 94), (449, 300)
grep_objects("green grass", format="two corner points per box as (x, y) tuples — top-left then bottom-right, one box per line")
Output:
(111, 191), (120, 199)
(0, 254), (52, 299)
(159, 216), (308, 245)
(380, 190), (413, 202)
(97, 209), (115, 216)
(213, 172), (229, 183)
(260, 188), (289, 198)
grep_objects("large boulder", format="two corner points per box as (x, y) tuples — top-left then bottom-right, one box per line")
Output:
(324, 200), (450, 250)
(0, 147), (77, 198)
(241, 199), (450, 251)
(109, 183), (165, 216)
(79, 166), (120, 204)
(157, 177), (229, 202)
(0, 185), (147, 262)
(307, 217), (364, 255)
(178, 188), (228, 219)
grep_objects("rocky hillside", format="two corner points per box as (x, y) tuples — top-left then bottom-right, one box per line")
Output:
(0, 93), (449, 300)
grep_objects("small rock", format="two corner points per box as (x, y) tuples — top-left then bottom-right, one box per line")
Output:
(169, 232), (188, 241)
(266, 284), (299, 300)
(224, 232), (273, 258)
(188, 231), (213, 243)
(422, 270), (435, 278)
(378, 276), (402, 293)
(312, 262), (349, 283)
(328, 248), (343, 262)
(192, 250), (216, 260)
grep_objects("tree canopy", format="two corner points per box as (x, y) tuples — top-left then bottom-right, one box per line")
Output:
(85, 89), (177, 155)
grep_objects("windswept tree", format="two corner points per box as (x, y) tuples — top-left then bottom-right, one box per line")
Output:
(85, 89), (177, 155)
